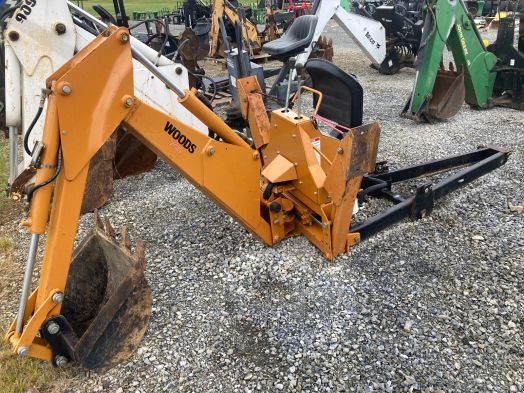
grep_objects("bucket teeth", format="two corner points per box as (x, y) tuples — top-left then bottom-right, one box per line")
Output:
(135, 240), (146, 269)
(120, 226), (131, 252)
(94, 209), (105, 231)
(104, 217), (116, 240)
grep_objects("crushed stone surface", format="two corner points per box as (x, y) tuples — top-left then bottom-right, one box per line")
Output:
(1, 22), (523, 393)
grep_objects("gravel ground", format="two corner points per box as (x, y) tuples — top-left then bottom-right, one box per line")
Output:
(1, 24), (523, 393)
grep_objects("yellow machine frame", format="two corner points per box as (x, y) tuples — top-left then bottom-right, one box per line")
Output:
(5, 26), (379, 363)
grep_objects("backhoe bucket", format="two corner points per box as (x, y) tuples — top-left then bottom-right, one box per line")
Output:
(81, 137), (117, 214)
(425, 63), (465, 121)
(59, 213), (152, 371)
(113, 129), (157, 180)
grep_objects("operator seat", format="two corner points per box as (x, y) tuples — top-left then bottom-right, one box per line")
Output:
(263, 15), (318, 102)
(305, 59), (364, 134)
(263, 15), (318, 59)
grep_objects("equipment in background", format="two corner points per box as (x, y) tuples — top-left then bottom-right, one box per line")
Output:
(209, 0), (263, 58)
(369, 1), (424, 74)
(402, 0), (524, 122)
(482, 0), (523, 16)
(180, 0), (213, 59)
(294, 0), (386, 68)
(486, 16), (524, 110)
(5, 26), (511, 371)
(220, 15), (267, 105)
(4, 0), (208, 213)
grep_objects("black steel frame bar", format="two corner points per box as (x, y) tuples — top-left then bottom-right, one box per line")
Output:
(350, 147), (511, 240)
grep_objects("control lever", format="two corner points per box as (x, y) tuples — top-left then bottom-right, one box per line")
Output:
(295, 62), (305, 118)
(285, 57), (296, 111)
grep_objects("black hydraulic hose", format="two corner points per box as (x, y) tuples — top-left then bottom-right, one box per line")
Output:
(26, 147), (62, 204)
(23, 106), (44, 156)
(129, 18), (167, 31)
(187, 69), (218, 102)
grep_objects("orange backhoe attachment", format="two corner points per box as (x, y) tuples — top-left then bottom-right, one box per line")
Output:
(5, 26), (379, 369)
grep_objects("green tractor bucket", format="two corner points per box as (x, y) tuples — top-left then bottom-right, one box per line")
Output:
(425, 62), (466, 121)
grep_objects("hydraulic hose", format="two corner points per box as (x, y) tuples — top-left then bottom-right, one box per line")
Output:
(23, 91), (49, 156)
(23, 106), (44, 156)
(26, 147), (63, 203)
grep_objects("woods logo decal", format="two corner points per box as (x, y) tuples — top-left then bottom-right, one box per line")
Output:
(164, 121), (196, 153)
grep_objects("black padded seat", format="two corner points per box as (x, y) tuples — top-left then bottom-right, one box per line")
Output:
(263, 15), (318, 59)
(305, 59), (363, 130)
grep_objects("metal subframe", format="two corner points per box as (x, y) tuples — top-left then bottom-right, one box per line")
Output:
(350, 146), (511, 240)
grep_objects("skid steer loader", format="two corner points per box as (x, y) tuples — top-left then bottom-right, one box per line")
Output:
(5, 24), (510, 371)
(4, 0), (208, 212)
(401, 0), (524, 122)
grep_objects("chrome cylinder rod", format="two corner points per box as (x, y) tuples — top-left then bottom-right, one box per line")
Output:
(9, 126), (17, 184)
(285, 57), (296, 110)
(15, 234), (40, 334)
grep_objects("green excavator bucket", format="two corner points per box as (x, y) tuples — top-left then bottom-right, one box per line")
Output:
(58, 213), (152, 371)
(424, 62), (466, 121)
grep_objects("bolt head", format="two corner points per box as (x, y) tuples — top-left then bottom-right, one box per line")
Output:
(47, 322), (60, 335)
(120, 33), (130, 43)
(61, 85), (72, 95)
(336, 147), (344, 155)
(125, 98), (134, 107)
(55, 23), (67, 35)
(207, 147), (215, 156)
(52, 292), (64, 304)
(17, 346), (29, 357)
(8, 30), (20, 41)
(269, 202), (282, 213)
(55, 355), (69, 367)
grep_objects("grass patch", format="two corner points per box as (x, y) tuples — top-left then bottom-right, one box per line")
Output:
(0, 342), (72, 393)
(0, 238), (13, 253)
(81, 0), (203, 15)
